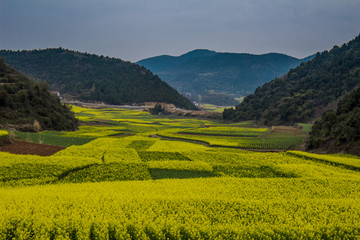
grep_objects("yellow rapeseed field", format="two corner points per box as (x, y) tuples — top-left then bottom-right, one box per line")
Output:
(0, 130), (8, 137)
(1, 106), (360, 239)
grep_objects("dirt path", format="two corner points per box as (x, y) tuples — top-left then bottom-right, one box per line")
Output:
(0, 140), (65, 156)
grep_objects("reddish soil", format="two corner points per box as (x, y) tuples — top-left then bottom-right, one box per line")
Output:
(270, 126), (303, 134)
(0, 140), (65, 156)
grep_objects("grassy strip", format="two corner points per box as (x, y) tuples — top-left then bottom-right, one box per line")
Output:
(138, 151), (191, 161)
(149, 169), (217, 179)
(177, 131), (260, 137)
(297, 123), (313, 132)
(287, 151), (360, 171)
(14, 131), (94, 147)
(126, 140), (156, 151)
(155, 134), (211, 146)
(155, 134), (293, 151)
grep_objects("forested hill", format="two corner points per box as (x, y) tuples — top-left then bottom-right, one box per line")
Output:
(225, 34), (360, 125)
(308, 86), (360, 155)
(0, 58), (78, 131)
(0, 48), (196, 110)
(137, 49), (313, 100)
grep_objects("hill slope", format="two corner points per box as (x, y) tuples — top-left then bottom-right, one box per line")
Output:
(308, 86), (360, 155)
(227, 34), (360, 125)
(0, 58), (78, 131)
(0, 48), (196, 110)
(137, 49), (313, 103)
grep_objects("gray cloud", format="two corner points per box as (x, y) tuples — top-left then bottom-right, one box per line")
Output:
(1, 0), (360, 61)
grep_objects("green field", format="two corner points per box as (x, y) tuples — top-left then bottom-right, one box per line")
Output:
(1, 106), (360, 239)
(13, 131), (95, 147)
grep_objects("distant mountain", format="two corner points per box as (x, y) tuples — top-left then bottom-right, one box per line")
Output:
(0, 58), (78, 131)
(308, 86), (360, 155)
(0, 48), (196, 110)
(225, 33), (360, 126)
(137, 49), (314, 105)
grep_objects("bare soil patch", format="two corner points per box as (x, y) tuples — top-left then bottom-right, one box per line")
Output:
(270, 126), (302, 134)
(0, 140), (65, 156)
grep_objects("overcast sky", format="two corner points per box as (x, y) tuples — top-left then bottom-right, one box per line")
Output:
(1, 0), (360, 62)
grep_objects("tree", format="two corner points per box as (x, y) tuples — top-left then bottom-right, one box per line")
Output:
(149, 104), (164, 115)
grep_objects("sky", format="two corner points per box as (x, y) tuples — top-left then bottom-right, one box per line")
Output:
(1, 0), (360, 62)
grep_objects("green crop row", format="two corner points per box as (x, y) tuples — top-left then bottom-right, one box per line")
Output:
(14, 131), (94, 147)
(179, 126), (268, 137)
(126, 140), (156, 151)
(138, 151), (191, 161)
(158, 131), (304, 149)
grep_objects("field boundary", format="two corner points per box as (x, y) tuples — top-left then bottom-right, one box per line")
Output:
(152, 134), (285, 152)
(54, 163), (100, 182)
(287, 151), (360, 171)
(177, 132), (258, 137)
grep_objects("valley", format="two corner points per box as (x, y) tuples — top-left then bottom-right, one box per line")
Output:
(0, 105), (360, 239)
(2, 0), (360, 239)
(138, 50), (314, 106)
(1, 29), (360, 240)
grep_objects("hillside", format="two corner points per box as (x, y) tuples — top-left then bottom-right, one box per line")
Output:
(0, 58), (78, 131)
(200, 92), (240, 106)
(137, 49), (313, 105)
(308, 86), (360, 155)
(227, 33), (360, 125)
(0, 48), (196, 110)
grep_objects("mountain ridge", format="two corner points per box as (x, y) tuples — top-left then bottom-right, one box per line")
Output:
(0, 48), (196, 110)
(225, 33), (360, 125)
(137, 49), (314, 105)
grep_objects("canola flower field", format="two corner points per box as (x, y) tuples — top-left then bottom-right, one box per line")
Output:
(15, 106), (304, 150)
(1, 106), (360, 239)
(0, 130), (8, 137)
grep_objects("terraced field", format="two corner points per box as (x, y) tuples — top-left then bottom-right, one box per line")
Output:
(1, 106), (359, 239)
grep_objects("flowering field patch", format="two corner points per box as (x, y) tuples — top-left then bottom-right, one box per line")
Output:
(158, 131), (304, 149)
(59, 162), (152, 183)
(0, 130), (8, 137)
(288, 151), (360, 170)
(0, 152), (101, 186)
(147, 139), (208, 152)
(179, 126), (268, 137)
(1, 178), (360, 239)
(147, 160), (213, 172)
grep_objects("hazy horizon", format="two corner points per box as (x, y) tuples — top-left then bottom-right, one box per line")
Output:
(1, 0), (360, 62)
